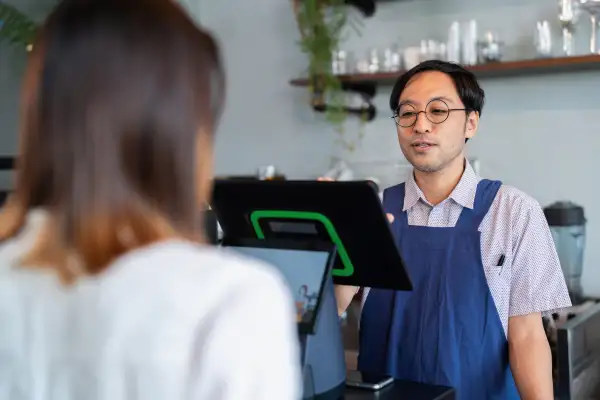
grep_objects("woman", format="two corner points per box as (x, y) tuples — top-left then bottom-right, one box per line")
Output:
(0, 1), (301, 399)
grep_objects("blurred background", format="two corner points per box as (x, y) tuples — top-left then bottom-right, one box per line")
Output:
(4, 0), (596, 294)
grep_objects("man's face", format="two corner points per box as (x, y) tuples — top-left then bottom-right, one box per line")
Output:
(395, 71), (479, 173)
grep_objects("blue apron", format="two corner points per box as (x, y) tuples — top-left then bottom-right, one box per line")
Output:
(358, 179), (519, 400)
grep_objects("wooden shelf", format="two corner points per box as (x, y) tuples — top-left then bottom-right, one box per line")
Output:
(289, 54), (600, 87)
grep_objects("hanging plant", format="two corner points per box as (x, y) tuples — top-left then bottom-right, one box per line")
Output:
(294, 0), (346, 123)
(292, 0), (367, 152)
(0, 3), (38, 50)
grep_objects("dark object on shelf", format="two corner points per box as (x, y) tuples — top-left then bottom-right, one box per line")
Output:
(310, 80), (377, 121)
(0, 157), (16, 171)
(344, 0), (376, 17)
(290, 55), (600, 87)
(313, 102), (377, 121)
(342, 81), (377, 98)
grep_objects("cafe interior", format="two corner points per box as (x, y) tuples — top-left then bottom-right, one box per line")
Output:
(1, 0), (600, 398)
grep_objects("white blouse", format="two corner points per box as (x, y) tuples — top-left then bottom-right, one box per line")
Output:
(0, 211), (301, 400)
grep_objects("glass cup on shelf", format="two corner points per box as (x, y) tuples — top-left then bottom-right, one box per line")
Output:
(579, 0), (600, 54)
(558, 0), (580, 56)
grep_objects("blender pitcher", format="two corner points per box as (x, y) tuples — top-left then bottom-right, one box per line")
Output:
(543, 201), (587, 304)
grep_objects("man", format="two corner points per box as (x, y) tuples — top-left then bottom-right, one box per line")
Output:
(334, 60), (571, 399)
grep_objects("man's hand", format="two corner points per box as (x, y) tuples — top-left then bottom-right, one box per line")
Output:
(508, 313), (553, 400)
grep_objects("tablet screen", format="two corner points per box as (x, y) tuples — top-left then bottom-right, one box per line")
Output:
(226, 245), (331, 332)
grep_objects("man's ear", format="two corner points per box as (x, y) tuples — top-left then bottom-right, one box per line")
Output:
(465, 111), (479, 140)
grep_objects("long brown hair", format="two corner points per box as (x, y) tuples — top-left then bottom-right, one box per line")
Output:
(0, 0), (225, 281)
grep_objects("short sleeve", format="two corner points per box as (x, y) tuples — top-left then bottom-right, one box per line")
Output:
(187, 271), (302, 400)
(509, 200), (572, 317)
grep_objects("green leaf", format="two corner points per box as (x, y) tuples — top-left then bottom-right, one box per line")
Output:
(0, 3), (38, 49)
(296, 0), (356, 131)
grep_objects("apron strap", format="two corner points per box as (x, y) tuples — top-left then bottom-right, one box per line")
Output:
(456, 179), (502, 230)
(382, 183), (407, 247)
(382, 183), (407, 228)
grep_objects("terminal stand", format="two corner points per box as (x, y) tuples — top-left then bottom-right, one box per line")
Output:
(298, 274), (346, 399)
(212, 179), (415, 399)
(221, 236), (346, 399)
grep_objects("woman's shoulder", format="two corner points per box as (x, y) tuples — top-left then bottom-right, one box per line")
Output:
(100, 240), (296, 346)
(106, 240), (293, 310)
(0, 238), (294, 326)
(115, 239), (286, 286)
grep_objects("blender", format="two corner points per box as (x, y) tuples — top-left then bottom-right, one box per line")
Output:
(544, 201), (587, 304)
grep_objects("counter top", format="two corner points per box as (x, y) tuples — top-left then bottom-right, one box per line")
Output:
(344, 379), (455, 399)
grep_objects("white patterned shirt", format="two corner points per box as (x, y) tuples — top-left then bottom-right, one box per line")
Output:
(362, 161), (571, 336)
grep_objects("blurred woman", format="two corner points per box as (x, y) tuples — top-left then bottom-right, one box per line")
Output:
(0, 0), (301, 399)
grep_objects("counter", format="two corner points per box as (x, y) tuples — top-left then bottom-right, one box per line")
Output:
(341, 312), (455, 399)
(344, 380), (455, 399)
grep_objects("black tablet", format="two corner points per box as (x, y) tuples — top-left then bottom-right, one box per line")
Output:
(221, 237), (336, 335)
(212, 180), (412, 291)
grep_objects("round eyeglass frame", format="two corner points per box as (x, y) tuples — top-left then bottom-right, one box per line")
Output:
(391, 99), (469, 128)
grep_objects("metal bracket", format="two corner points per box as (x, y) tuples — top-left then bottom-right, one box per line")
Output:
(311, 81), (377, 122)
(344, 0), (376, 17)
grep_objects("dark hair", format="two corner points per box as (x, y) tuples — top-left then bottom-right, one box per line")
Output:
(389, 60), (484, 115)
(0, 0), (225, 280)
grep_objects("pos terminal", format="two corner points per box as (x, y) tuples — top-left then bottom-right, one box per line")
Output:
(211, 179), (413, 399)
(221, 237), (341, 398)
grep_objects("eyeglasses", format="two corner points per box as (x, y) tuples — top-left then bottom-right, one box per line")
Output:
(391, 99), (468, 128)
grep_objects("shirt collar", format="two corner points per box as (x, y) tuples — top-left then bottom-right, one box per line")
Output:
(403, 160), (479, 211)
